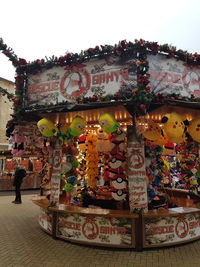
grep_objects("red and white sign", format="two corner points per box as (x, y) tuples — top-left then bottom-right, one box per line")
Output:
(20, 159), (28, 170)
(25, 56), (137, 107)
(148, 54), (200, 98)
(57, 213), (133, 247)
(5, 160), (14, 173)
(50, 144), (62, 204)
(38, 208), (52, 233)
(33, 160), (43, 172)
(127, 126), (148, 212)
(144, 209), (200, 247)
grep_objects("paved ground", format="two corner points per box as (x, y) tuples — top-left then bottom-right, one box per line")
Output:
(0, 191), (200, 267)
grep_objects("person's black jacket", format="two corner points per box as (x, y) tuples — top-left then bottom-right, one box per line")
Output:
(13, 168), (27, 186)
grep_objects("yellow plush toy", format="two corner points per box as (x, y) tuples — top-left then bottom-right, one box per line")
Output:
(152, 135), (168, 146)
(85, 133), (99, 187)
(68, 116), (86, 137)
(99, 113), (119, 133)
(187, 118), (200, 143)
(142, 121), (162, 141)
(57, 124), (68, 141)
(161, 112), (185, 144)
(37, 118), (57, 137)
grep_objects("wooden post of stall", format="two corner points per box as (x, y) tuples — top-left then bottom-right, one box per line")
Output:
(50, 139), (62, 206)
(135, 212), (144, 251)
(127, 121), (148, 251)
(52, 210), (58, 239)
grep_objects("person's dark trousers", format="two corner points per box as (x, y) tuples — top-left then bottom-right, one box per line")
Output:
(15, 184), (22, 203)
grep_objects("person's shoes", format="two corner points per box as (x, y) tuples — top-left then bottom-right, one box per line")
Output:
(12, 200), (16, 203)
(13, 201), (22, 204)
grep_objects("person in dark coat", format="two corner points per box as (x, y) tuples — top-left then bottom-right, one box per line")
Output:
(12, 166), (27, 204)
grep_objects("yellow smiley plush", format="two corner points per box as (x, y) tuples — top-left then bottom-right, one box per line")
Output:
(99, 113), (119, 133)
(37, 118), (57, 137)
(187, 118), (200, 142)
(68, 116), (86, 137)
(161, 113), (185, 143)
(142, 121), (161, 141)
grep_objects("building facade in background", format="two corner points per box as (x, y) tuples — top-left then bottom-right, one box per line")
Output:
(0, 77), (14, 151)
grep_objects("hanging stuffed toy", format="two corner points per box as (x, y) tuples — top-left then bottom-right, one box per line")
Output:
(11, 131), (26, 156)
(161, 112), (185, 144)
(111, 188), (127, 201)
(37, 118), (57, 137)
(99, 113), (119, 133)
(78, 135), (87, 152)
(57, 124), (68, 142)
(108, 153), (126, 169)
(142, 120), (162, 141)
(96, 129), (110, 152)
(85, 133), (99, 187)
(109, 129), (126, 154)
(68, 116), (86, 137)
(151, 135), (168, 146)
(62, 145), (79, 204)
(58, 116), (86, 143)
(187, 118), (200, 143)
(110, 174), (127, 189)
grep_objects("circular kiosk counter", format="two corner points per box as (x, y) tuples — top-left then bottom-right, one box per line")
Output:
(32, 197), (200, 250)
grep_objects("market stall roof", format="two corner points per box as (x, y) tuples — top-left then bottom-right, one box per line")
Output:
(2, 37), (200, 126)
(24, 104), (133, 125)
(21, 99), (200, 126)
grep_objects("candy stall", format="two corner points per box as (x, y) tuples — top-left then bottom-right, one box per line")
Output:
(3, 38), (200, 250)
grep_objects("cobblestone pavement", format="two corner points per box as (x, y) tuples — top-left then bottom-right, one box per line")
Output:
(0, 191), (200, 267)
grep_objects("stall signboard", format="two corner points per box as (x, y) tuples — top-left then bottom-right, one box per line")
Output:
(38, 208), (52, 233)
(33, 160), (43, 172)
(5, 160), (14, 173)
(25, 56), (137, 107)
(144, 210), (200, 247)
(127, 126), (148, 212)
(50, 144), (62, 204)
(57, 213), (133, 247)
(20, 159), (29, 170)
(148, 54), (200, 98)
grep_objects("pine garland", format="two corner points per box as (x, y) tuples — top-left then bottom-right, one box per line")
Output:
(1, 37), (200, 118)
(0, 86), (14, 101)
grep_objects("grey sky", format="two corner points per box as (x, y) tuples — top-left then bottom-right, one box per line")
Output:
(0, 0), (200, 82)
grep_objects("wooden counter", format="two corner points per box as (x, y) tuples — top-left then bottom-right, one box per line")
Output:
(32, 197), (200, 250)
(33, 197), (137, 249)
